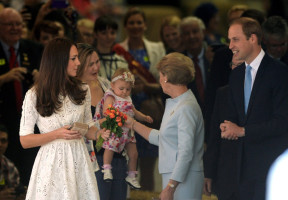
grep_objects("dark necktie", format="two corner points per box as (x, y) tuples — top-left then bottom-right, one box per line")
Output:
(9, 46), (22, 112)
(192, 57), (205, 104)
(244, 65), (252, 113)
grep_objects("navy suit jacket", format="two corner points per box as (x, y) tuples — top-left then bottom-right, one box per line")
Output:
(204, 85), (239, 199)
(183, 49), (211, 112)
(204, 46), (233, 142)
(227, 54), (288, 182)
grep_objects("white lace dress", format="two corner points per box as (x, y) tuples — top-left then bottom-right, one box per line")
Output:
(20, 86), (100, 200)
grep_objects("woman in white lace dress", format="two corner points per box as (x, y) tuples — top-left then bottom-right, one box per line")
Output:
(19, 38), (110, 200)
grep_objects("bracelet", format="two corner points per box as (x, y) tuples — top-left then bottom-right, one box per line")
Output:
(168, 183), (175, 189)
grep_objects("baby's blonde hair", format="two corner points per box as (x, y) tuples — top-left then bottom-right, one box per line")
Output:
(111, 68), (135, 85)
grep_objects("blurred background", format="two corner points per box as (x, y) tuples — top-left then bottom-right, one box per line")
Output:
(122, 0), (287, 42)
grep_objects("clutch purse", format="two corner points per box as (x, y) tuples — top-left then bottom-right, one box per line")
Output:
(69, 122), (89, 136)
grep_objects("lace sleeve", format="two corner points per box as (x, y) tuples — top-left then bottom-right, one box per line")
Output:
(19, 89), (38, 136)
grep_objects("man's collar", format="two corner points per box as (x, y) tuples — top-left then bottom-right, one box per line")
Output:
(0, 40), (20, 51)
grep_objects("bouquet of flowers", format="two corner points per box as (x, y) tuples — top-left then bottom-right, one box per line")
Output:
(95, 105), (127, 152)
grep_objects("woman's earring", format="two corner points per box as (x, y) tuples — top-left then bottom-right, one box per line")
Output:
(164, 80), (167, 83)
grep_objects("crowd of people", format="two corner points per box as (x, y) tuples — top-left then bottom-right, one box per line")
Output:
(0, 0), (288, 200)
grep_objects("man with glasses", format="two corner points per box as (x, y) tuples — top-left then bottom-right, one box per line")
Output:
(0, 7), (43, 186)
(262, 16), (288, 65)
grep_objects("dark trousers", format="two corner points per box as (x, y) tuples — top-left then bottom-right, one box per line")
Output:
(217, 192), (240, 200)
(95, 155), (127, 200)
(239, 179), (266, 200)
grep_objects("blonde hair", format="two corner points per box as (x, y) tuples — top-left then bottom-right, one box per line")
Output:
(228, 4), (248, 17)
(111, 68), (135, 85)
(157, 52), (195, 85)
(160, 15), (181, 46)
(77, 18), (94, 30)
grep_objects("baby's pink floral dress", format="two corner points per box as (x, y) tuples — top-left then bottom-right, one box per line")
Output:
(94, 88), (136, 153)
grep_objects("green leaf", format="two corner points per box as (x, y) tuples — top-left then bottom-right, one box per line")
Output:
(95, 137), (104, 152)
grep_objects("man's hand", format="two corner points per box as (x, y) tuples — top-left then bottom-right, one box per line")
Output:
(220, 120), (245, 140)
(0, 188), (17, 200)
(32, 69), (39, 82)
(2, 67), (27, 83)
(203, 178), (212, 196)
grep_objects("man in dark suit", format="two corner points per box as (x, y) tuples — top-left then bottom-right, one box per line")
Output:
(204, 46), (233, 141)
(203, 57), (243, 200)
(203, 85), (239, 200)
(0, 7), (43, 186)
(220, 17), (288, 200)
(180, 16), (211, 111)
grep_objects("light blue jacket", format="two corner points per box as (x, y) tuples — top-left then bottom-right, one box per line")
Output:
(149, 90), (204, 182)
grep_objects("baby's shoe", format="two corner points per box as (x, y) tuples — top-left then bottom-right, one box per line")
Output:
(102, 169), (113, 182)
(125, 176), (141, 190)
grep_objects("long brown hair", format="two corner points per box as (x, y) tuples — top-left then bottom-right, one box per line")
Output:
(76, 43), (97, 79)
(35, 37), (87, 117)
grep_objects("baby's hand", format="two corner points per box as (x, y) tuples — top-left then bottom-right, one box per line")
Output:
(145, 115), (153, 123)
(100, 128), (110, 140)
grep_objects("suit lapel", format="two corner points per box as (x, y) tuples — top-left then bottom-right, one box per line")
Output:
(235, 64), (246, 118)
(245, 55), (267, 117)
(0, 43), (9, 73)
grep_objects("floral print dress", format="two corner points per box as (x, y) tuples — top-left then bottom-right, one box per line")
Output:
(94, 88), (136, 153)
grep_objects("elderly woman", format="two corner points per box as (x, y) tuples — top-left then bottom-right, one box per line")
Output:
(127, 52), (204, 199)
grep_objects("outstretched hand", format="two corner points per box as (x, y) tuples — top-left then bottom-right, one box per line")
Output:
(124, 115), (134, 129)
(145, 115), (153, 123)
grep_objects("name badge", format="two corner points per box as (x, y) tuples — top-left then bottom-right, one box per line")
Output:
(0, 59), (5, 66)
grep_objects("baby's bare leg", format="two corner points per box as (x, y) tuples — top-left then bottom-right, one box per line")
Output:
(125, 142), (138, 171)
(103, 149), (114, 167)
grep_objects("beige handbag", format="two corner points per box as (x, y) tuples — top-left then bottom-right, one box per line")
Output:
(69, 122), (89, 136)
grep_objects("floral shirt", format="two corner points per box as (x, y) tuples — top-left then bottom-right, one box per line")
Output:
(0, 155), (20, 189)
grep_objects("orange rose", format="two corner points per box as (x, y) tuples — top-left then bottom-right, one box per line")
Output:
(109, 113), (115, 118)
(123, 114), (127, 120)
(118, 122), (123, 127)
(116, 116), (121, 122)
